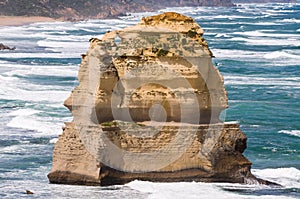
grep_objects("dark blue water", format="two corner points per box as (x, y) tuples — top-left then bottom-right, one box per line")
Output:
(0, 3), (299, 198)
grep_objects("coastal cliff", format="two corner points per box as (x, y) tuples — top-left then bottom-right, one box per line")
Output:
(233, 0), (296, 3)
(0, 0), (233, 20)
(48, 12), (276, 186)
(1, 1), (297, 21)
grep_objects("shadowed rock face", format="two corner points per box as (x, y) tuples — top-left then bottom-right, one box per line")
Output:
(48, 12), (277, 186)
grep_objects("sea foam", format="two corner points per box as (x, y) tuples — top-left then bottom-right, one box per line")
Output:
(7, 114), (62, 137)
(224, 75), (300, 87)
(279, 130), (300, 138)
(127, 178), (298, 199)
(253, 167), (300, 188)
(264, 51), (300, 59)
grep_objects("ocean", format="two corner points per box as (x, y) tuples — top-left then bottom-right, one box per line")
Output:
(0, 3), (299, 198)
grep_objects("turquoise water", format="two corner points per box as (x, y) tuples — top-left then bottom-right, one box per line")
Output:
(191, 4), (300, 170)
(0, 3), (299, 198)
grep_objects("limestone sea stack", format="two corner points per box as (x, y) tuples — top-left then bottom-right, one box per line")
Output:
(48, 12), (276, 186)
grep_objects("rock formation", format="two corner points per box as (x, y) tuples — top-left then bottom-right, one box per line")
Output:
(0, 0), (234, 21)
(48, 12), (276, 186)
(0, 43), (15, 50)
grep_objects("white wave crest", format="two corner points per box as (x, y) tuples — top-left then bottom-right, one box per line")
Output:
(211, 49), (264, 59)
(127, 178), (298, 199)
(264, 51), (300, 59)
(126, 167), (300, 198)
(0, 84), (70, 103)
(232, 30), (300, 38)
(0, 74), (19, 81)
(254, 22), (279, 26)
(279, 130), (300, 138)
(2, 52), (81, 59)
(0, 145), (26, 153)
(127, 181), (242, 199)
(215, 33), (230, 38)
(49, 138), (59, 144)
(37, 40), (89, 53)
(7, 112), (62, 137)
(280, 18), (300, 23)
(224, 75), (300, 87)
(8, 109), (41, 116)
(229, 37), (300, 47)
(3, 64), (78, 77)
(252, 167), (300, 188)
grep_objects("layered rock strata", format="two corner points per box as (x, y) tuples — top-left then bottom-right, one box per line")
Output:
(48, 12), (274, 186)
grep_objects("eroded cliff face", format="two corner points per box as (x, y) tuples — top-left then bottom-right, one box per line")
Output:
(48, 12), (274, 186)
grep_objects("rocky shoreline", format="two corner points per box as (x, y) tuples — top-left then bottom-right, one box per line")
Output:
(0, 0), (234, 22)
(0, 0), (297, 25)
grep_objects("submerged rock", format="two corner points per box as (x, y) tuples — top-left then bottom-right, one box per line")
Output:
(48, 12), (277, 186)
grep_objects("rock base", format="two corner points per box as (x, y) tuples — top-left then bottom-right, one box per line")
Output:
(48, 122), (276, 186)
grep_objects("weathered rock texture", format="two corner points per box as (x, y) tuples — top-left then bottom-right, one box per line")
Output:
(48, 12), (275, 186)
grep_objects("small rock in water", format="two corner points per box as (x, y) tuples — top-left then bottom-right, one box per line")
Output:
(0, 43), (16, 50)
(26, 190), (34, 194)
